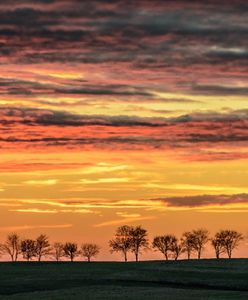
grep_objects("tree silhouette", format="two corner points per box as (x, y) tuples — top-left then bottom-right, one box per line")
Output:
(216, 230), (243, 259)
(109, 225), (132, 262)
(170, 238), (183, 260)
(191, 229), (209, 259)
(21, 239), (36, 261)
(211, 233), (225, 259)
(81, 243), (100, 262)
(2, 233), (21, 262)
(36, 234), (51, 262)
(53, 242), (64, 262)
(152, 235), (176, 260)
(130, 226), (149, 262)
(63, 242), (78, 262)
(181, 232), (195, 260)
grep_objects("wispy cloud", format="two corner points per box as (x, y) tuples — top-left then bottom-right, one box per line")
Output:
(0, 224), (73, 232)
(152, 193), (248, 208)
(80, 178), (130, 184)
(94, 216), (155, 228)
(24, 179), (58, 185)
(80, 163), (129, 174)
(9, 208), (58, 214)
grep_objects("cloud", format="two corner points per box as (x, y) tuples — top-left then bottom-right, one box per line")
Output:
(0, 1), (247, 82)
(94, 215), (155, 228)
(24, 179), (58, 185)
(152, 193), (248, 208)
(9, 208), (57, 214)
(116, 212), (141, 218)
(3, 198), (163, 210)
(0, 1), (247, 163)
(80, 163), (129, 174)
(80, 178), (130, 184)
(0, 106), (247, 161)
(192, 84), (248, 96)
(0, 224), (73, 232)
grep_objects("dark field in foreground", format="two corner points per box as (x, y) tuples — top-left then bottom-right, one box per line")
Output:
(0, 259), (247, 300)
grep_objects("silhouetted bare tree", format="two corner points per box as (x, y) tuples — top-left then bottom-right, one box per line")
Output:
(63, 242), (78, 262)
(170, 238), (183, 260)
(81, 243), (100, 262)
(181, 232), (196, 260)
(130, 226), (149, 262)
(191, 229), (209, 259)
(109, 225), (132, 262)
(53, 242), (64, 261)
(211, 233), (225, 259)
(21, 239), (36, 261)
(36, 234), (51, 261)
(2, 233), (21, 262)
(215, 230), (243, 259)
(152, 235), (176, 260)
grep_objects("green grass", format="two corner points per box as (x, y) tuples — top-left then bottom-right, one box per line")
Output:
(0, 259), (247, 299)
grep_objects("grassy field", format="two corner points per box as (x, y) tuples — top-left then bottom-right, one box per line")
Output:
(0, 259), (247, 300)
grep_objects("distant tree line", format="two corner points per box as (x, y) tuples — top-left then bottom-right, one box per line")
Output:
(0, 226), (244, 262)
(109, 226), (244, 261)
(0, 234), (100, 262)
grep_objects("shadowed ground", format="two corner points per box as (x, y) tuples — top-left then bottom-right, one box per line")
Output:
(0, 259), (247, 299)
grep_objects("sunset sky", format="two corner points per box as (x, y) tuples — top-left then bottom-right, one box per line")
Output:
(0, 0), (247, 260)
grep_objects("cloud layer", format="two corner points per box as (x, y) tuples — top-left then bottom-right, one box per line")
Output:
(0, 106), (247, 161)
(153, 193), (248, 208)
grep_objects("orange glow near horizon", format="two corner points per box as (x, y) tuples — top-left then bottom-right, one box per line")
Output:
(0, 150), (247, 260)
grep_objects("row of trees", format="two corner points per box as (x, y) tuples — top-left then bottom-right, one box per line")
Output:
(0, 234), (100, 262)
(109, 226), (244, 261)
(0, 227), (244, 262)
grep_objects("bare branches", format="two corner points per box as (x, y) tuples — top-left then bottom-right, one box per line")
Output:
(52, 242), (64, 262)
(130, 226), (149, 262)
(109, 225), (149, 262)
(21, 239), (36, 261)
(81, 243), (100, 262)
(109, 225), (132, 262)
(36, 234), (52, 262)
(2, 233), (21, 262)
(152, 235), (183, 260)
(211, 230), (244, 259)
(63, 242), (78, 262)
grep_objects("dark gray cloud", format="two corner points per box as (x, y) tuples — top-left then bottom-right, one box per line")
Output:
(192, 84), (248, 96)
(0, 77), (152, 97)
(0, 0), (247, 72)
(1, 106), (248, 127)
(152, 193), (248, 207)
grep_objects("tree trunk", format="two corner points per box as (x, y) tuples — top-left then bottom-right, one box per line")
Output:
(187, 251), (190, 260)
(124, 251), (127, 262)
(88, 257), (90, 262)
(165, 253), (168, 260)
(135, 252), (138, 262)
